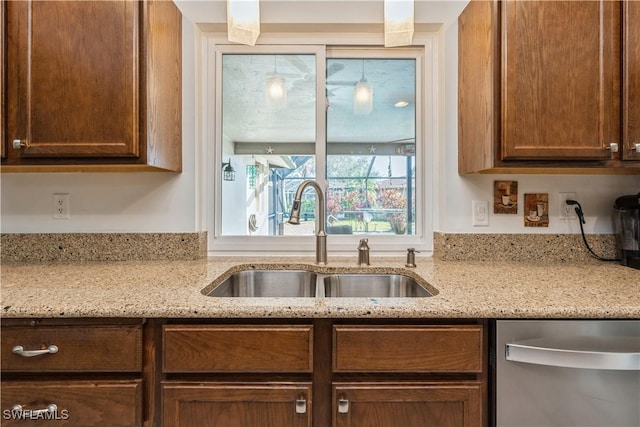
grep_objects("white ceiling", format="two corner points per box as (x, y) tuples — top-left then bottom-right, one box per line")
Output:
(222, 54), (416, 149)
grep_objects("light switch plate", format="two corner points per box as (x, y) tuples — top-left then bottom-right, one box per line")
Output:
(472, 200), (489, 226)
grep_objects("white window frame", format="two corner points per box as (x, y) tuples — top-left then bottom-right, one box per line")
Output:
(203, 31), (438, 257)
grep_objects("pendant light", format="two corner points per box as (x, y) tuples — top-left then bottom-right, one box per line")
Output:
(265, 55), (287, 110)
(227, 0), (260, 46)
(384, 0), (414, 47)
(354, 60), (373, 115)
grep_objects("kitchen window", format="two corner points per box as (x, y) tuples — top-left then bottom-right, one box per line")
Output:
(208, 36), (435, 255)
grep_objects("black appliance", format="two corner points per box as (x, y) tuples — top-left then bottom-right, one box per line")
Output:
(613, 193), (640, 269)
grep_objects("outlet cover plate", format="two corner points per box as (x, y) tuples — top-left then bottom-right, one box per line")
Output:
(53, 193), (70, 219)
(559, 192), (577, 220)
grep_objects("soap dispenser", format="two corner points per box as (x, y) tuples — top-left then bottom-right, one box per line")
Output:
(405, 248), (417, 268)
(357, 238), (370, 266)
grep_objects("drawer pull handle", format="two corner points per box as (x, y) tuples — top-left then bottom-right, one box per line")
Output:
(12, 403), (58, 416)
(12, 345), (59, 357)
(295, 398), (307, 414)
(338, 398), (349, 414)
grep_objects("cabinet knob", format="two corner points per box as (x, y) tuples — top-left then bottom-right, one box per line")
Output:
(631, 143), (640, 152)
(12, 139), (26, 150)
(295, 398), (307, 414)
(12, 344), (59, 357)
(606, 142), (619, 152)
(338, 398), (350, 414)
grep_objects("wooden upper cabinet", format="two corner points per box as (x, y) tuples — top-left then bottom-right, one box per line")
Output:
(501, 1), (619, 161)
(458, 0), (638, 174)
(624, 0), (640, 161)
(8, 1), (138, 158)
(2, 0), (182, 172)
(1, 1), (5, 160)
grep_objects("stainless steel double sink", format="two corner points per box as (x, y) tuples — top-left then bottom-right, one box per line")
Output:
(203, 269), (434, 298)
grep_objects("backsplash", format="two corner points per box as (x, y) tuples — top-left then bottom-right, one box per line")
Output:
(0, 232), (207, 262)
(2, 231), (619, 263)
(434, 232), (618, 262)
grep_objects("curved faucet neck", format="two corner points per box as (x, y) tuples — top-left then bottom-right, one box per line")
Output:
(292, 180), (327, 265)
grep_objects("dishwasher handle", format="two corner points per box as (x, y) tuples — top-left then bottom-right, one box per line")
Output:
(505, 337), (640, 371)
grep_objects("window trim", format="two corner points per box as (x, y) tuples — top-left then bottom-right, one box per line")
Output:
(203, 31), (438, 257)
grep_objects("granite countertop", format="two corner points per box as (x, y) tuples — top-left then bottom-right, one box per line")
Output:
(1, 257), (639, 319)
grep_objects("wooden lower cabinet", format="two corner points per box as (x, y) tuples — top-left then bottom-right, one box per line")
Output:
(161, 382), (312, 427)
(159, 320), (487, 427)
(333, 382), (483, 427)
(0, 319), (145, 426)
(0, 319), (486, 425)
(1, 379), (142, 426)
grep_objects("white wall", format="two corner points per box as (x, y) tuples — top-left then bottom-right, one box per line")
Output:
(1, 0), (637, 235)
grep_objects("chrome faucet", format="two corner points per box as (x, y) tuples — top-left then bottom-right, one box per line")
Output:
(288, 180), (327, 265)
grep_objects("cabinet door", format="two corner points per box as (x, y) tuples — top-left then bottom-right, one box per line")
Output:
(162, 383), (312, 427)
(5, 0), (139, 160)
(501, 1), (620, 160)
(624, 1), (640, 160)
(1, 1), (5, 159)
(333, 383), (483, 427)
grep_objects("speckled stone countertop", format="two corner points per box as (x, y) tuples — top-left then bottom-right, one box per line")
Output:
(1, 257), (638, 319)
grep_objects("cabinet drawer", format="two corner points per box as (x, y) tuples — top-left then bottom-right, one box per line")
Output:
(1, 325), (143, 372)
(0, 379), (142, 426)
(163, 325), (313, 373)
(333, 325), (483, 373)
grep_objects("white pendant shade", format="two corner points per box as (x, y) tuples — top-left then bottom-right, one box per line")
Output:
(384, 0), (414, 47)
(265, 74), (287, 110)
(354, 80), (373, 115)
(227, 0), (260, 46)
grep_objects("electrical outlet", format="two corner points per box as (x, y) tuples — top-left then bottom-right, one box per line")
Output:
(559, 192), (577, 219)
(53, 193), (70, 219)
(472, 200), (489, 226)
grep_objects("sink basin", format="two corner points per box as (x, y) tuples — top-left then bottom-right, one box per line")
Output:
(206, 270), (317, 297)
(323, 274), (432, 298)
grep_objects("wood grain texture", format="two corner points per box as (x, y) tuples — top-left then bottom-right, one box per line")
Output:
(145, 0), (182, 171)
(623, 0), (640, 160)
(458, 0), (638, 173)
(1, 324), (143, 372)
(332, 325), (483, 373)
(162, 382), (312, 427)
(2, 0), (182, 171)
(1, 1), (5, 159)
(458, 0), (499, 174)
(501, 0), (619, 160)
(6, 0), (139, 158)
(1, 379), (142, 427)
(333, 382), (483, 427)
(163, 325), (314, 373)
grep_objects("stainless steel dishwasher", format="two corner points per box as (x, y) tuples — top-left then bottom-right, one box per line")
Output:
(496, 320), (640, 427)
